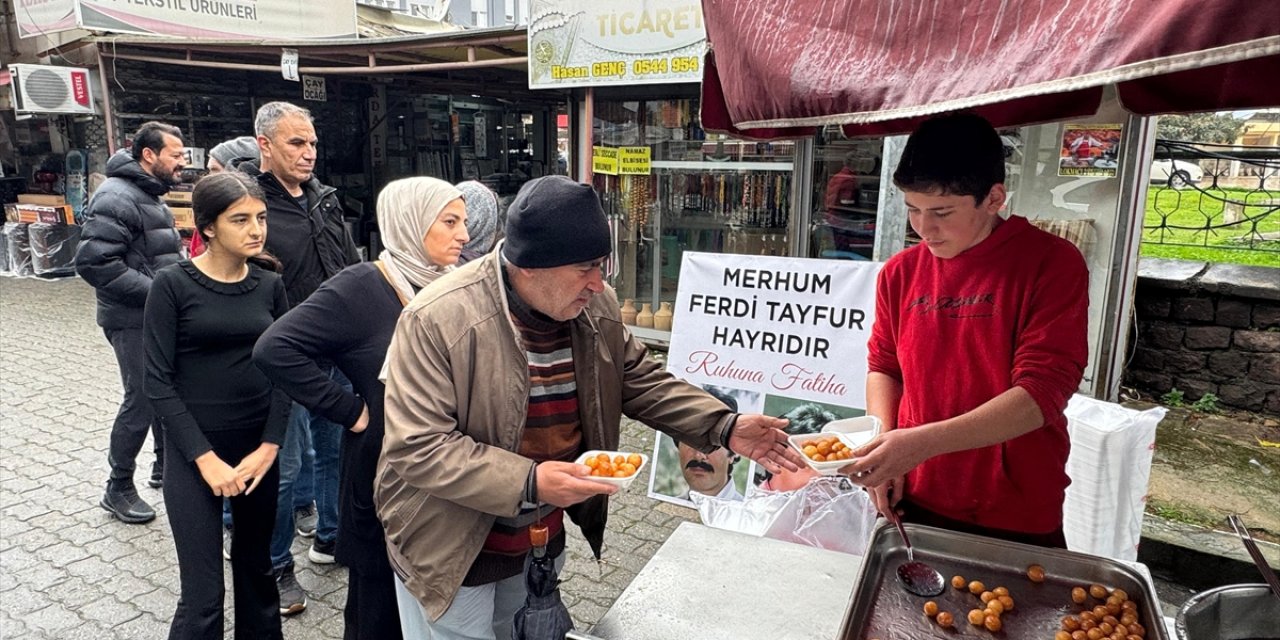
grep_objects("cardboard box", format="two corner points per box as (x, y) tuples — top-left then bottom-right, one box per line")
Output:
(165, 190), (193, 204)
(171, 206), (195, 229)
(17, 193), (66, 206)
(15, 204), (75, 225)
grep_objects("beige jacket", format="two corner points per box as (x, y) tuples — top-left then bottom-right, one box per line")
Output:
(376, 248), (735, 619)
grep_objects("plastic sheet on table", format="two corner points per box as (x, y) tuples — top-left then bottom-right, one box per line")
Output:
(692, 475), (878, 556)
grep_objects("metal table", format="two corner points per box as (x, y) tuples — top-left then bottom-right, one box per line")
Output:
(591, 522), (864, 640)
(588, 521), (1179, 640)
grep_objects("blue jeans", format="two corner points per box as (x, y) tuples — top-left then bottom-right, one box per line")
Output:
(270, 368), (347, 571)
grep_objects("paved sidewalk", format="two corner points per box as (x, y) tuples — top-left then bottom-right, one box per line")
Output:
(0, 276), (698, 639)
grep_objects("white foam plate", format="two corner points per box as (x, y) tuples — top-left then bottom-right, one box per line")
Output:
(575, 450), (649, 490)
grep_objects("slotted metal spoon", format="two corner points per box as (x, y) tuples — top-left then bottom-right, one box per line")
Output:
(885, 510), (945, 597)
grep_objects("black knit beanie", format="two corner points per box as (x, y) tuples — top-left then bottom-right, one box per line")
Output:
(502, 176), (612, 268)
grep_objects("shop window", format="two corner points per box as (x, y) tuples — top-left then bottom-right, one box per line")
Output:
(809, 126), (881, 260)
(594, 97), (795, 329)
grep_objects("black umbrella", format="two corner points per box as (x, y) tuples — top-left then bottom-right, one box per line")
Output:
(512, 523), (575, 640)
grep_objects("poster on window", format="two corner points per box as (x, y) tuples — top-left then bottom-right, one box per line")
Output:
(1058, 124), (1122, 178)
(646, 252), (881, 507)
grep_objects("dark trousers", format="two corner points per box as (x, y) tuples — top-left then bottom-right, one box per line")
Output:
(165, 429), (283, 640)
(104, 328), (163, 482)
(344, 563), (404, 640)
(899, 500), (1068, 549)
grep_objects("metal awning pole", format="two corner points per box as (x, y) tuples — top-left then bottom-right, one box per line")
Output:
(104, 51), (528, 75)
(96, 44), (117, 155)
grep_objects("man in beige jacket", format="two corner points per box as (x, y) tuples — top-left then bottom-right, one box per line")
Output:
(378, 176), (802, 640)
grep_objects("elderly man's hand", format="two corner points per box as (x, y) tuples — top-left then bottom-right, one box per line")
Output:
(536, 461), (617, 508)
(728, 414), (804, 474)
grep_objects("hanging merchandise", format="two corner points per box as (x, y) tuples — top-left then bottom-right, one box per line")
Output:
(65, 150), (88, 222)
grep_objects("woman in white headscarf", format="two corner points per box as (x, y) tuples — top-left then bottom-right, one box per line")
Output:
(252, 177), (467, 640)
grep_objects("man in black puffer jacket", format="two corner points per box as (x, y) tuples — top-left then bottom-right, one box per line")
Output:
(74, 121), (185, 524)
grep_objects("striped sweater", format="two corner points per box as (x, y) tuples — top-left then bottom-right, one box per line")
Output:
(463, 276), (582, 586)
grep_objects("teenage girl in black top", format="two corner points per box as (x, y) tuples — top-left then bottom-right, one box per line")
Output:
(143, 171), (289, 640)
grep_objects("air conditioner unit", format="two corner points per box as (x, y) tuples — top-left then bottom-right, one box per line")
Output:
(9, 64), (96, 116)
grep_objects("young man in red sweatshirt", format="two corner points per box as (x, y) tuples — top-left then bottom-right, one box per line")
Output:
(845, 113), (1089, 547)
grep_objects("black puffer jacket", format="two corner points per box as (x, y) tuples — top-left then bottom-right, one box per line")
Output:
(240, 161), (360, 308)
(74, 150), (182, 330)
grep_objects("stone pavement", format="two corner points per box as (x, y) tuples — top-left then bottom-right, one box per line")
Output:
(0, 275), (698, 639)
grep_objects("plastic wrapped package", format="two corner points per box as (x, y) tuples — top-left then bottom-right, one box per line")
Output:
(4, 222), (34, 277)
(29, 223), (81, 277)
(0, 225), (9, 274)
(692, 476), (879, 556)
(1062, 394), (1167, 561)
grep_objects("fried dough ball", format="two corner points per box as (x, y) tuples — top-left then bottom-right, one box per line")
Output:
(1027, 564), (1047, 582)
(983, 614), (1002, 632)
(1072, 587), (1088, 604)
(1062, 616), (1082, 631)
(968, 609), (986, 626)
(998, 595), (1015, 611)
(985, 598), (1005, 615)
(1089, 584), (1108, 600)
(968, 580), (986, 595)
(952, 575), (967, 589)
(981, 591), (997, 603)
(923, 601), (939, 617)
(993, 586), (1010, 597)
(935, 611), (954, 628)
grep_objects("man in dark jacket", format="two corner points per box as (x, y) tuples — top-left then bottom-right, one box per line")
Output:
(74, 121), (184, 524)
(242, 101), (360, 615)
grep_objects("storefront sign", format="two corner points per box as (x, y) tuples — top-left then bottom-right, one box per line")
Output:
(281, 49), (300, 81)
(618, 146), (651, 175)
(592, 146), (619, 175)
(647, 252), (882, 506)
(18, 0), (357, 39)
(302, 75), (326, 102)
(15, 0), (77, 38)
(368, 86), (387, 168)
(528, 0), (707, 89)
(1058, 124), (1123, 178)
(473, 112), (487, 158)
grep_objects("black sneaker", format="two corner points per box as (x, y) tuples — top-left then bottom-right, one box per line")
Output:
(308, 538), (336, 565)
(294, 503), (317, 538)
(222, 527), (232, 562)
(275, 565), (307, 616)
(100, 481), (156, 524)
(147, 461), (163, 489)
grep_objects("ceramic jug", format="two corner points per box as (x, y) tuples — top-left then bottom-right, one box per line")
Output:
(654, 301), (674, 331)
(636, 303), (654, 328)
(620, 298), (638, 325)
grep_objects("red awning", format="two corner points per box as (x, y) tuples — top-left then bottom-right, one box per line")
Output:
(700, 0), (1280, 139)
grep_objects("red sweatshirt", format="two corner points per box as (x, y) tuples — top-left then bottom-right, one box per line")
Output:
(866, 215), (1089, 534)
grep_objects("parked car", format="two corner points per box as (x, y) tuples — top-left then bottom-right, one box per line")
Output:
(1150, 159), (1204, 188)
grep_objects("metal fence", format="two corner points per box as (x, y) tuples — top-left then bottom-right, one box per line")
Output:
(1144, 139), (1280, 254)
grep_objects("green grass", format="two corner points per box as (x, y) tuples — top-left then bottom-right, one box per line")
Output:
(1141, 186), (1280, 267)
